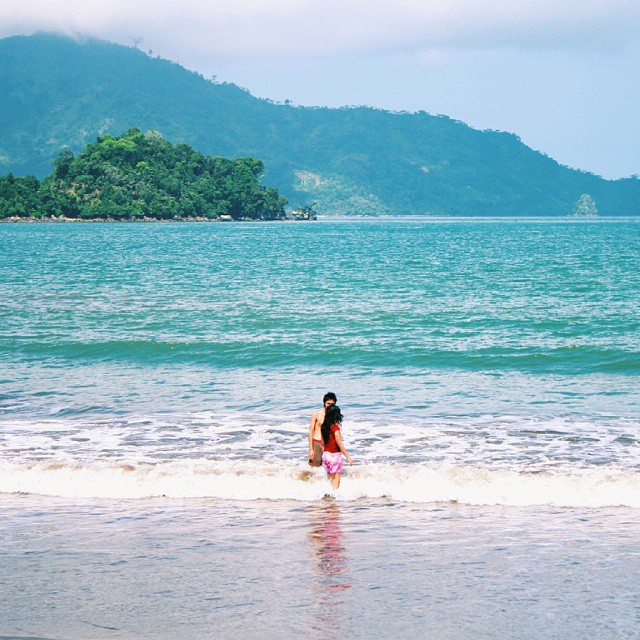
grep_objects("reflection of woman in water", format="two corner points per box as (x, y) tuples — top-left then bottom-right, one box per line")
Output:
(321, 405), (353, 489)
(308, 503), (352, 634)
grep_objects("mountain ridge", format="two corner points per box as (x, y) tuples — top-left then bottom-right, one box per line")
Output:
(1, 33), (638, 215)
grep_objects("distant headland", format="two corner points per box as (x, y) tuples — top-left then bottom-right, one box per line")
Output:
(1, 34), (638, 216)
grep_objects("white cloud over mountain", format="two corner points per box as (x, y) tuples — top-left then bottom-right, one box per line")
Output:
(1, 0), (638, 60)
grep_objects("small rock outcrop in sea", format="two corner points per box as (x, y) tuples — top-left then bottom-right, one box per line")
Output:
(571, 194), (598, 216)
(289, 204), (318, 221)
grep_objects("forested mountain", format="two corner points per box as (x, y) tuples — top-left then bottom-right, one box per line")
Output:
(0, 128), (286, 220)
(1, 33), (638, 215)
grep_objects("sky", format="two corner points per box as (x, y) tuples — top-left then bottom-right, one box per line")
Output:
(1, 0), (639, 179)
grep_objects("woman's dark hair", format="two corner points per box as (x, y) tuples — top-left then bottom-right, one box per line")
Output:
(321, 405), (343, 444)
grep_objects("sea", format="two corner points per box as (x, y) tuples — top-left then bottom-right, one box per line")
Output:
(1, 217), (639, 639)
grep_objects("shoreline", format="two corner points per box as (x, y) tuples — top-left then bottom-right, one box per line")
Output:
(1, 214), (638, 223)
(0, 216), (302, 223)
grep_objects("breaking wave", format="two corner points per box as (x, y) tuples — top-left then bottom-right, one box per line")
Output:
(2, 459), (640, 508)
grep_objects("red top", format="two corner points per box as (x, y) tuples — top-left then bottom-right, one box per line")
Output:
(324, 424), (341, 453)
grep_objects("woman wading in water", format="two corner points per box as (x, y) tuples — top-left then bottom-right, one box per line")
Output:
(321, 405), (353, 489)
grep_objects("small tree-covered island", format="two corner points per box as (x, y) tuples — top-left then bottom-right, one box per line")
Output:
(0, 128), (288, 221)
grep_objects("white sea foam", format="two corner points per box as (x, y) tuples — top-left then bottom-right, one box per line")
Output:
(2, 412), (639, 506)
(2, 459), (640, 507)
(1, 413), (638, 467)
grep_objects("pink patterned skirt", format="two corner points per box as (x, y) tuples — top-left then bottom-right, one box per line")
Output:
(322, 451), (343, 474)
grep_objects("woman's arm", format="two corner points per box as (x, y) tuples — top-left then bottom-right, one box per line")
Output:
(334, 430), (353, 465)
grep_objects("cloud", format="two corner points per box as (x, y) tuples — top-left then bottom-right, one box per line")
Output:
(1, 0), (639, 63)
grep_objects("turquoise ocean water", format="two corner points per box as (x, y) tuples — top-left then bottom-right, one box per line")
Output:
(1, 218), (639, 638)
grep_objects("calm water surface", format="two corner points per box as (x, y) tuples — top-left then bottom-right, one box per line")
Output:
(3, 496), (640, 640)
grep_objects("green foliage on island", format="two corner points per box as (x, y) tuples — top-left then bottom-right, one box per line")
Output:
(0, 128), (287, 220)
(0, 34), (639, 216)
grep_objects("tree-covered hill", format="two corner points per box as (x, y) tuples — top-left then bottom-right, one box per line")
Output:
(1, 33), (638, 215)
(0, 128), (287, 220)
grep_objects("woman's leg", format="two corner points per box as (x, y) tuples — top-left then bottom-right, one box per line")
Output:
(330, 473), (341, 489)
